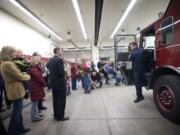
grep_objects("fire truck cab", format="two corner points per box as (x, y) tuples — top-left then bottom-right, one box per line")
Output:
(139, 0), (180, 124)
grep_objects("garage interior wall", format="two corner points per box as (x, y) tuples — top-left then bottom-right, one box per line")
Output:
(0, 10), (54, 57)
(63, 49), (91, 63)
(99, 48), (114, 61)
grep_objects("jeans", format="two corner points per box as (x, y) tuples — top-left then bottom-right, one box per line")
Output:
(8, 98), (24, 135)
(115, 75), (123, 83)
(71, 79), (77, 90)
(31, 101), (39, 120)
(108, 69), (117, 79)
(84, 75), (90, 93)
(38, 100), (43, 110)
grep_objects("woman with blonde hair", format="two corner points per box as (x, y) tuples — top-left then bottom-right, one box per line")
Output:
(28, 54), (46, 122)
(0, 46), (31, 135)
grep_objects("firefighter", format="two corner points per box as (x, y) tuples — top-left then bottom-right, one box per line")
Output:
(129, 42), (145, 103)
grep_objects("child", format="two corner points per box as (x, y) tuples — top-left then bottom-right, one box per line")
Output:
(13, 49), (31, 99)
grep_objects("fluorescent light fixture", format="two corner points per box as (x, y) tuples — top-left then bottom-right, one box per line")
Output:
(110, 0), (137, 39)
(8, 0), (63, 41)
(72, 0), (87, 39)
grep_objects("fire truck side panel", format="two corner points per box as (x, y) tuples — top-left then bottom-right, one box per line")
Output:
(155, 0), (180, 67)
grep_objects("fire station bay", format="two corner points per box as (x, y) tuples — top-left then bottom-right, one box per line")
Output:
(0, 0), (180, 135)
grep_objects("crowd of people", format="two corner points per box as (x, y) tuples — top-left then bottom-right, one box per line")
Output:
(0, 42), (147, 135)
(0, 46), (125, 135)
(0, 46), (49, 135)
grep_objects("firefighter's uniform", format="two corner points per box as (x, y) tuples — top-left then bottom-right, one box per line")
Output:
(129, 47), (145, 102)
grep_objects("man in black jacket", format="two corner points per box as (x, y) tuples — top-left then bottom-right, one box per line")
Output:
(47, 47), (69, 121)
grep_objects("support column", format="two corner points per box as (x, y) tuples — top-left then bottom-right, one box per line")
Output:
(91, 44), (99, 67)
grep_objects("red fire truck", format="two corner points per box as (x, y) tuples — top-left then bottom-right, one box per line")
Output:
(139, 0), (180, 124)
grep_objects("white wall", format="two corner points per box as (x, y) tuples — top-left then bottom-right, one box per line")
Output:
(0, 10), (54, 57)
(63, 49), (91, 60)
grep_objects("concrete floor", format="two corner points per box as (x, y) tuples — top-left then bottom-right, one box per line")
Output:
(4, 85), (180, 135)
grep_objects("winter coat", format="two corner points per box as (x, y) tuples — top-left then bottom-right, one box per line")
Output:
(0, 61), (30, 100)
(28, 64), (46, 101)
(71, 65), (77, 80)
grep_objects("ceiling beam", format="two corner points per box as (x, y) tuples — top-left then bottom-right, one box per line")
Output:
(94, 0), (103, 46)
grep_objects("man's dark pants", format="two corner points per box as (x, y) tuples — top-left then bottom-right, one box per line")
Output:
(52, 90), (66, 119)
(133, 70), (143, 98)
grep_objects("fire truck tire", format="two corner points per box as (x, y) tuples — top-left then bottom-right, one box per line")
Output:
(154, 75), (180, 125)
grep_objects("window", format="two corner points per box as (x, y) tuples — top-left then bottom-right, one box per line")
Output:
(160, 16), (174, 44)
(143, 36), (155, 49)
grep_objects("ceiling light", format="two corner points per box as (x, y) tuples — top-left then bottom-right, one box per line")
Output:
(110, 0), (137, 39)
(72, 0), (87, 39)
(8, 0), (63, 41)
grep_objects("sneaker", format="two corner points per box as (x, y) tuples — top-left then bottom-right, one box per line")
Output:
(39, 106), (47, 110)
(134, 96), (144, 103)
(38, 113), (44, 117)
(32, 116), (44, 122)
(85, 91), (90, 94)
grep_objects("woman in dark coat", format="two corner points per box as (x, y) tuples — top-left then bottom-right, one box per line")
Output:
(28, 55), (46, 122)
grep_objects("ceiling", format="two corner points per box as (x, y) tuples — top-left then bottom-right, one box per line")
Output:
(0, 0), (170, 48)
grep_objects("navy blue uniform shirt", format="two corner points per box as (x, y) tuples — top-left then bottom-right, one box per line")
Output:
(129, 48), (145, 72)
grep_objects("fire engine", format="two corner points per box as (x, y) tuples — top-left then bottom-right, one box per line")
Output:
(139, 0), (180, 124)
(114, 0), (180, 124)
